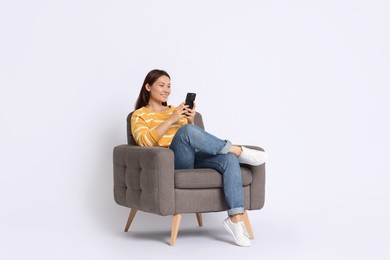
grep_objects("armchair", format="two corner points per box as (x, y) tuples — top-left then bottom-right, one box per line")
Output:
(113, 112), (266, 246)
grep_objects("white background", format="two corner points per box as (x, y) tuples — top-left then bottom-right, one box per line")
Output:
(1, 0), (389, 259)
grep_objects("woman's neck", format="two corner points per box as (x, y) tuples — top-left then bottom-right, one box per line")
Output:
(146, 102), (168, 112)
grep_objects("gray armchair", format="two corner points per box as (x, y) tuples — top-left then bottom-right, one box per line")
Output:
(113, 112), (266, 246)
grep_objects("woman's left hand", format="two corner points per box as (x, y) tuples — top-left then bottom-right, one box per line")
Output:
(184, 102), (196, 125)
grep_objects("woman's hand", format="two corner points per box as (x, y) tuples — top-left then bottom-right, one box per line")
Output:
(168, 102), (196, 125)
(155, 102), (197, 138)
(169, 102), (188, 124)
(155, 103), (188, 137)
(184, 101), (196, 125)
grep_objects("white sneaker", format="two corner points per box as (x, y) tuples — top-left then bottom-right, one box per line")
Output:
(223, 217), (252, 247)
(238, 146), (268, 166)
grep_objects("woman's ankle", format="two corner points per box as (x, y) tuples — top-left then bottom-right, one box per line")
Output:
(229, 145), (242, 157)
(229, 214), (243, 223)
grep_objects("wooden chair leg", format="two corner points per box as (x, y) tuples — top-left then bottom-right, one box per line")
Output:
(195, 213), (203, 226)
(242, 210), (254, 240)
(124, 208), (137, 232)
(170, 214), (182, 246)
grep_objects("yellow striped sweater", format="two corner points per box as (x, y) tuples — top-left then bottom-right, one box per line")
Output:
(131, 106), (188, 147)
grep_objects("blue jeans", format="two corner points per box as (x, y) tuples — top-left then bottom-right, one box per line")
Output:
(169, 124), (244, 216)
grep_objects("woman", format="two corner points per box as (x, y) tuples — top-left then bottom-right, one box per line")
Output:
(131, 69), (267, 247)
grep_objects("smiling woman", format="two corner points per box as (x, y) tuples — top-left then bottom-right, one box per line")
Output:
(129, 69), (268, 247)
(135, 69), (171, 110)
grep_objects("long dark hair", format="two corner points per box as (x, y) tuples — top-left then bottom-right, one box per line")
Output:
(135, 69), (171, 110)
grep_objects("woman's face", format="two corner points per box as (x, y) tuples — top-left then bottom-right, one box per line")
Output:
(147, 75), (171, 104)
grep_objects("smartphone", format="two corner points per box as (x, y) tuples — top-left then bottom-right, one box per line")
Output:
(185, 92), (196, 109)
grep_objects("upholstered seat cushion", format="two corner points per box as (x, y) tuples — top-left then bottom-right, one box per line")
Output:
(174, 167), (253, 189)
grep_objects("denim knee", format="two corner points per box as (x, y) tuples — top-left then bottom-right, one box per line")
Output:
(222, 153), (240, 171)
(175, 124), (196, 138)
(226, 152), (239, 163)
(180, 124), (198, 134)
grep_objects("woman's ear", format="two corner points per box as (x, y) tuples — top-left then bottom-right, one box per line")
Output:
(145, 84), (151, 91)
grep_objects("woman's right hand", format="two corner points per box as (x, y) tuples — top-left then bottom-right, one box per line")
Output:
(169, 102), (187, 123)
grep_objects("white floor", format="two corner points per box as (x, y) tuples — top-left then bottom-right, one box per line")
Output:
(3, 164), (388, 260)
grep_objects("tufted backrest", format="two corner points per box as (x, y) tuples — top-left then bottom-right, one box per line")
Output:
(126, 111), (205, 145)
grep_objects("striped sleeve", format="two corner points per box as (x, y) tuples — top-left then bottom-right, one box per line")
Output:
(131, 111), (162, 146)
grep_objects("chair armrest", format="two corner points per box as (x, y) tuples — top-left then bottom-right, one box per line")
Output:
(113, 144), (175, 216)
(240, 145), (266, 210)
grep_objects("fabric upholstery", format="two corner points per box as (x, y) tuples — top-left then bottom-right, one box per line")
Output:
(114, 111), (266, 216)
(174, 167), (253, 188)
(113, 145), (175, 215)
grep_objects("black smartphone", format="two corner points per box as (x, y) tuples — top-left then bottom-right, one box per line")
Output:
(185, 92), (196, 109)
